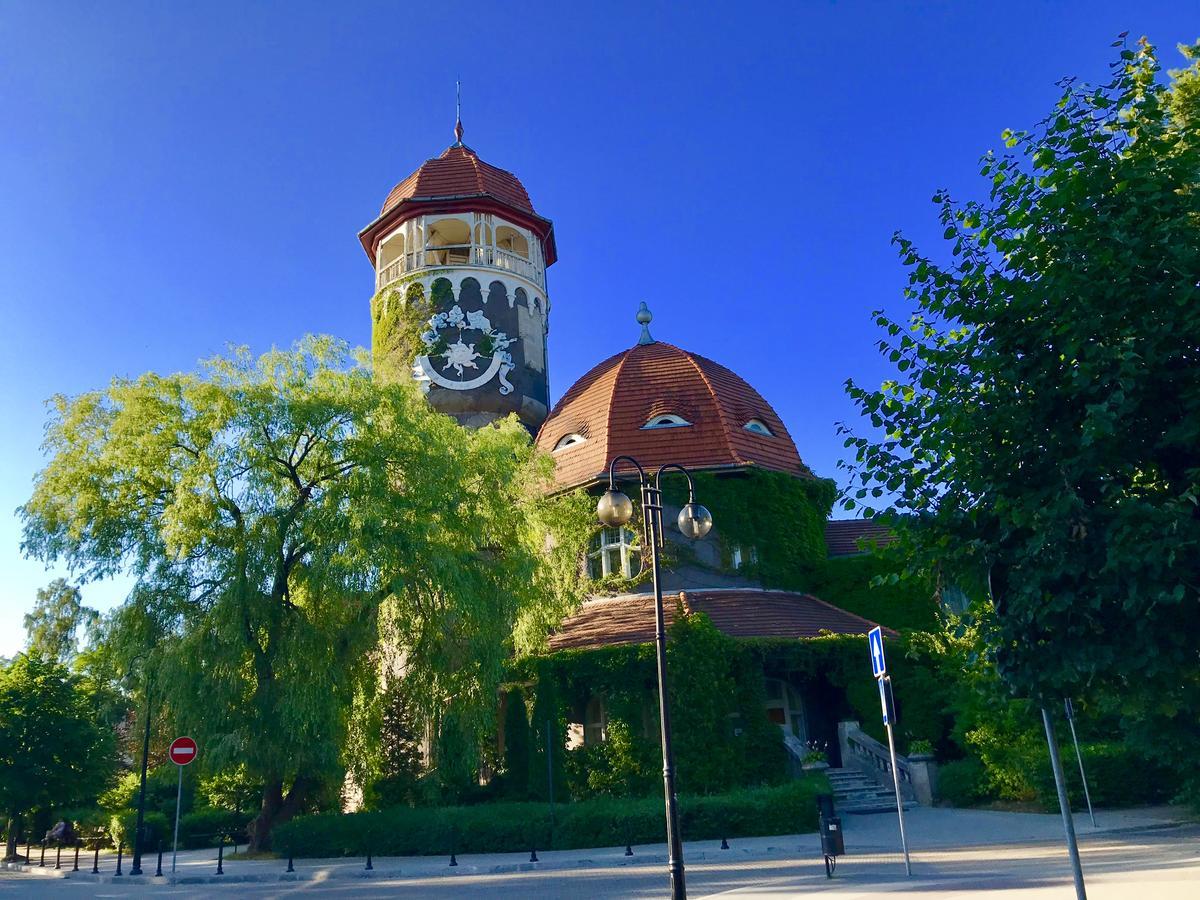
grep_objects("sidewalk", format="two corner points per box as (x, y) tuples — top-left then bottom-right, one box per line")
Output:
(0, 805), (1187, 887)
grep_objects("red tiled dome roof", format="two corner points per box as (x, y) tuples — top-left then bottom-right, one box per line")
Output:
(535, 339), (812, 490)
(381, 144), (536, 217)
(547, 589), (893, 652)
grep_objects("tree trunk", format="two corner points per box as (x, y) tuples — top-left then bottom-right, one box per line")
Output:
(247, 777), (312, 851)
(4, 814), (19, 862)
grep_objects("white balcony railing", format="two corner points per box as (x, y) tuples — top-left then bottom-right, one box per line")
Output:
(376, 244), (544, 291)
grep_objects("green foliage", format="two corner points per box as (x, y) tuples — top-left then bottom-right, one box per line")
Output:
(501, 690), (531, 798)
(0, 655), (117, 829)
(808, 554), (937, 631)
(23, 579), (97, 664)
(364, 683), (424, 809)
(100, 765), (196, 822)
(371, 281), (430, 383)
(18, 335), (577, 846)
(178, 808), (252, 848)
(273, 777), (827, 857)
(1029, 742), (1173, 811)
(841, 36), (1200, 750)
(197, 766), (263, 814)
(108, 810), (170, 848)
(663, 470), (836, 589)
(937, 758), (989, 807)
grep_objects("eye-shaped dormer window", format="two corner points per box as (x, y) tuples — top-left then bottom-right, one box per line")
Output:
(744, 418), (773, 436)
(642, 414), (691, 429)
(554, 433), (587, 451)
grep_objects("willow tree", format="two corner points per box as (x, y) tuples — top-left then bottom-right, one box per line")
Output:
(842, 39), (1200, 771)
(20, 336), (576, 847)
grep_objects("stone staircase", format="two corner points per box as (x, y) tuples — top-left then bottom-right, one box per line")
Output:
(826, 766), (918, 815)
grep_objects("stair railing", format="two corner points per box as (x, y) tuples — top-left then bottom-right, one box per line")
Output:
(839, 721), (917, 801)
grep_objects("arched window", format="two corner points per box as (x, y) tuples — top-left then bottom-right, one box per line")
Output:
(425, 218), (472, 265)
(495, 225), (530, 260)
(642, 414), (691, 429)
(588, 527), (641, 579)
(744, 419), (773, 436)
(554, 433), (587, 452)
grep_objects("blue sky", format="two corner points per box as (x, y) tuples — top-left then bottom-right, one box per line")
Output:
(1, 1), (1194, 656)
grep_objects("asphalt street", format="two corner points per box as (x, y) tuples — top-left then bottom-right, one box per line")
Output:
(2, 825), (1198, 898)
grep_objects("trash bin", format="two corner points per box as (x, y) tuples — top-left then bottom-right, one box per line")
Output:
(819, 814), (844, 858)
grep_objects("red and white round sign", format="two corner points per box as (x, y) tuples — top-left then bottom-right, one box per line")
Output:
(168, 736), (198, 766)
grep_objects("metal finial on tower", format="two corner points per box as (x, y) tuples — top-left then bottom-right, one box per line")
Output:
(453, 80), (464, 146)
(636, 302), (655, 345)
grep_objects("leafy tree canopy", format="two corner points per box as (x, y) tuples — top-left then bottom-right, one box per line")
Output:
(0, 655), (117, 859)
(842, 38), (1200, 705)
(23, 578), (97, 664)
(19, 335), (586, 846)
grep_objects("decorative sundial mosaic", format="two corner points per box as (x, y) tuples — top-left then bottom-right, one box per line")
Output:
(414, 304), (515, 394)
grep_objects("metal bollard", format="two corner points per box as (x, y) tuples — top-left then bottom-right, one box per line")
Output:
(625, 842), (633, 857)
(115, 842), (123, 876)
(720, 837), (729, 850)
(73, 843), (80, 872)
(55, 845), (61, 869)
(529, 848), (538, 863)
(91, 845), (100, 874)
(286, 855), (294, 873)
(39, 842), (45, 867)
(155, 841), (163, 877)
(365, 851), (373, 871)
(216, 838), (224, 875)
(449, 851), (457, 867)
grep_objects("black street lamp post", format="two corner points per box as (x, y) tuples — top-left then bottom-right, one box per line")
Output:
(126, 658), (153, 877)
(597, 456), (712, 900)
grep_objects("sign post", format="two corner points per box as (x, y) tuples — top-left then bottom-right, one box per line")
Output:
(1063, 698), (1096, 828)
(167, 737), (197, 874)
(867, 626), (911, 876)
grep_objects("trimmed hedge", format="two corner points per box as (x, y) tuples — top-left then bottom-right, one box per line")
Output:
(1030, 742), (1174, 811)
(937, 758), (989, 807)
(274, 777), (827, 857)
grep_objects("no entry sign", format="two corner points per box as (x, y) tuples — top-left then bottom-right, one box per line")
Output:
(168, 736), (197, 766)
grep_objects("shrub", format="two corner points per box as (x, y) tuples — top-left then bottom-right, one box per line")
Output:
(1029, 742), (1173, 811)
(273, 776), (827, 858)
(108, 810), (170, 848)
(179, 808), (250, 849)
(937, 758), (990, 807)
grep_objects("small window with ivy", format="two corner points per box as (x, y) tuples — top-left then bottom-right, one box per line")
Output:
(588, 526), (641, 579)
(730, 545), (758, 570)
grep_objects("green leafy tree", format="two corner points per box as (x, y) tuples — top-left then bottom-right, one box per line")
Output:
(841, 40), (1200, 761)
(0, 655), (116, 860)
(19, 336), (578, 848)
(23, 579), (97, 664)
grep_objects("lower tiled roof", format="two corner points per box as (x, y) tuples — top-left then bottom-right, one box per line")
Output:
(824, 518), (895, 557)
(547, 589), (890, 652)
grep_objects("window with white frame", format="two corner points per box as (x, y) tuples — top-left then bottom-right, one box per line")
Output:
(642, 414), (691, 429)
(554, 433), (586, 451)
(588, 526), (641, 579)
(744, 418), (773, 436)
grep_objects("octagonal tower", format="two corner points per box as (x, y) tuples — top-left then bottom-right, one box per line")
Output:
(359, 119), (556, 432)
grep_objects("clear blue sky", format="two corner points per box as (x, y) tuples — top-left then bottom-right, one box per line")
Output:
(1, 1), (1194, 656)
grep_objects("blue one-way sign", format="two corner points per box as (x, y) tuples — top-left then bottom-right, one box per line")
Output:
(868, 626), (886, 679)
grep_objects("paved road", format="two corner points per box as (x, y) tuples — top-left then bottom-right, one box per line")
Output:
(3, 825), (1198, 898)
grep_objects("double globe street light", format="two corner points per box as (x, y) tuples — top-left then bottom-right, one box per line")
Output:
(597, 456), (712, 900)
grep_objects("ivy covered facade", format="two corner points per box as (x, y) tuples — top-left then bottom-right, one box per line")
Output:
(359, 123), (939, 799)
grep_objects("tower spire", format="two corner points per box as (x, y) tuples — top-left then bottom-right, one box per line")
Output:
(453, 80), (464, 146)
(637, 301), (655, 345)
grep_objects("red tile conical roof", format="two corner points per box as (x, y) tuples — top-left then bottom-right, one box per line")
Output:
(535, 339), (812, 490)
(380, 144), (536, 217)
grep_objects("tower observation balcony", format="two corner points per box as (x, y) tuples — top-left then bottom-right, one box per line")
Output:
(375, 212), (546, 292)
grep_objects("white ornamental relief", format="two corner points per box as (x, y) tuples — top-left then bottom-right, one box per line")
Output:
(414, 304), (515, 395)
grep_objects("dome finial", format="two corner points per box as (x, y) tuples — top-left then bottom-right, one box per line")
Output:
(453, 80), (464, 146)
(636, 301), (655, 345)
